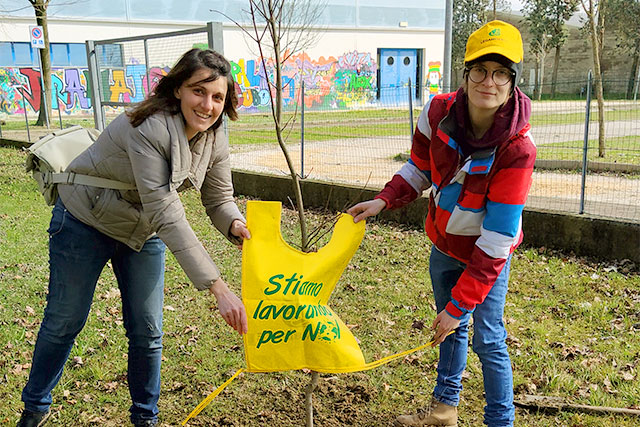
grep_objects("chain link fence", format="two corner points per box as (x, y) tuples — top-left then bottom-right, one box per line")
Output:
(1, 65), (637, 222)
(229, 77), (640, 223)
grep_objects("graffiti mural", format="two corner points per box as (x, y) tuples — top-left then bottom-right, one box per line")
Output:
(1, 50), (386, 116)
(0, 65), (171, 116)
(427, 61), (441, 99)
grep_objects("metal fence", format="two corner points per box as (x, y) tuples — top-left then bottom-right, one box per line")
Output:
(229, 76), (640, 223)
(1, 66), (637, 222)
(86, 22), (223, 131)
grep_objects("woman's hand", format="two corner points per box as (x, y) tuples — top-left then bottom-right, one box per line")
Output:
(347, 199), (386, 223)
(431, 309), (461, 346)
(230, 219), (251, 248)
(209, 277), (248, 335)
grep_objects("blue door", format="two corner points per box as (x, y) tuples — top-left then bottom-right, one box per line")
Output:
(379, 48), (418, 105)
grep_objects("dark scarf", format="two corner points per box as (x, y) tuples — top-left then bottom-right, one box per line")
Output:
(453, 86), (531, 158)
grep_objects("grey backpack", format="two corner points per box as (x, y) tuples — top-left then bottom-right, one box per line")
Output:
(25, 126), (135, 206)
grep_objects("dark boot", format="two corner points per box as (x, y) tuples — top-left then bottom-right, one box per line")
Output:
(131, 417), (158, 427)
(16, 409), (50, 427)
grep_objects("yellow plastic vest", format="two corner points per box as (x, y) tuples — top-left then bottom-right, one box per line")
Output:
(182, 201), (452, 425)
(242, 200), (366, 373)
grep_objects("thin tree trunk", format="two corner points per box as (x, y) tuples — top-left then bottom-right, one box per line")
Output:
(34, 2), (51, 128)
(264, 4), (315, 424)
(305, 372), (319, 427)
(627, 41), (640, 99)
(265, 1), (309, 248)
(538, 52), (546, 101)
(534, 57), (541, 100)
(586, 0), (606, 157)
(551, 45), (561, 99)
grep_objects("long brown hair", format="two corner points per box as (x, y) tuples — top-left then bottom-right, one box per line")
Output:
(127, 48), (238, 130)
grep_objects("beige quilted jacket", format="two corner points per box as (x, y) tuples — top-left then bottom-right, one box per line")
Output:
(57, 111), (244, 290)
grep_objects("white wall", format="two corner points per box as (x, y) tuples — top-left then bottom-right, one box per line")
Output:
(2, 16), (444, 66)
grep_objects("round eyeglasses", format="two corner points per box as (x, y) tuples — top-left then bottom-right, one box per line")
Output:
(466, 66), (514, 86)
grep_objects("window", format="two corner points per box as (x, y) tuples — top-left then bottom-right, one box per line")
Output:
(97, 44), (124, 68)
(13, 43), (36, 66)
(51, 43), (69, 66)
(0, 42), (12, 66)
(68, 43), (87, 66)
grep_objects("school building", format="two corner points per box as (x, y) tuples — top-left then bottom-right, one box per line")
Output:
(0, 0), (446, 118)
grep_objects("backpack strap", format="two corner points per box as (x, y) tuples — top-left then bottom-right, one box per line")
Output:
(42, 171), (136, 190)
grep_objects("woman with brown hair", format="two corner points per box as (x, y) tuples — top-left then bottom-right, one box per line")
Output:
(18, 48), (248, 427)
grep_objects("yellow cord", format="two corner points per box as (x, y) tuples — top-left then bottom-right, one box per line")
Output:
(181, 331), (454, 425)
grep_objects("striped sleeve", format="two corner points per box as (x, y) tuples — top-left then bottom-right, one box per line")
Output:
(446, 136), (536, 317)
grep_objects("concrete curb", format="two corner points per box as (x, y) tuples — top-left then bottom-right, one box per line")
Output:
(231, 169), (640, 264)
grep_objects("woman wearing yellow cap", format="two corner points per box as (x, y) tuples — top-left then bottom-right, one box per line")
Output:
(348, 21), (535, 426)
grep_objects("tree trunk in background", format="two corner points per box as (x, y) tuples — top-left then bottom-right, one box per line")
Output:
(627, 41), (640, 99)
(551, 45), (561, 99)
(533, 58), (540, 100)
(34, 1), (51, 128)
(537, 53), (546, 101)
(586, 0), (606, 157)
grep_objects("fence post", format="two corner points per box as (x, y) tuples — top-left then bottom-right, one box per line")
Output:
(579, 70), (593, 215)
(86, 40), (105, 131)
(408, 77), (414, 140)
(57, 103), (63, 130)
(301, 80), (305, 178)
(19, 87), (31, 142)
(634, 63), (640, 102)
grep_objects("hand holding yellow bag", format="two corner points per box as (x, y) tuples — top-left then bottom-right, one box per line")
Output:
(182, 200), (451, 425)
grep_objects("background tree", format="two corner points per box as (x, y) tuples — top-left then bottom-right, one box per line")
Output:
(0, 0), (59, 127)
(606, 0), (640, 98)
(214, 1), (327, 425)
(548, 0), (579, 98)
(451, 0), (490, 89)
(523, 0), (556, 100)
(489, 0), (510, 19)
(581, 0), (607, 157)
(28, 0), (52, 127)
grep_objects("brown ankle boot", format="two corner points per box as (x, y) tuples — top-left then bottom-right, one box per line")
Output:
(393, 398), (458, 426)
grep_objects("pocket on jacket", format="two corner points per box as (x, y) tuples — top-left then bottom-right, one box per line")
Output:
(90, 188), (141, 236)
(445, 205), (485, 236)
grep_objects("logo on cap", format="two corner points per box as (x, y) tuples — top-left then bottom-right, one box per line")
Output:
(489, 28), (501, 36)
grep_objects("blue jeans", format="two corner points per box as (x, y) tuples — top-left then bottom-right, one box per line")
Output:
(22, 200), (166, 423)
(430, 246), (515, 427)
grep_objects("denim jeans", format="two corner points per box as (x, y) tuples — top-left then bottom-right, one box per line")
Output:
(22, 199), (166, 423)
(430, 246), (515, 427)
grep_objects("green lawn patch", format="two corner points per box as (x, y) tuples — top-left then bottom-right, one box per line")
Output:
(1, 146), (638, 426)
(537, 136), (640, 166)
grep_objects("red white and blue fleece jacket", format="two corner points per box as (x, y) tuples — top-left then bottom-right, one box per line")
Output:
(376, 91), (536, 319)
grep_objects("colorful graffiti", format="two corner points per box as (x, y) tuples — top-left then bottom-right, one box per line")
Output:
(228, 50), (377, 111)
(0, 65), (172, 116)
(1, 50), (380, 116)
(427, 61), (441, 99)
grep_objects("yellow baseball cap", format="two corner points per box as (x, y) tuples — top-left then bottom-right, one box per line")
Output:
(464, 20), (523, 65)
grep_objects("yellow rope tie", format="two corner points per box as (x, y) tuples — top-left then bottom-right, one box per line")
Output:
(181, 331), (453, 425)
(181, 368), (245, 425)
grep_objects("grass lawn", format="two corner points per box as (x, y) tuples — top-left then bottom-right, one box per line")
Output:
(0, 146), (639, 426)
(536, 136), (640, 166)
